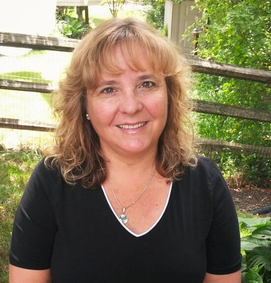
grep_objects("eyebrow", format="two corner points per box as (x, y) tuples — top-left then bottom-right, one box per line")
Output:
(96, 80), (118, 89)
(138, 74), (158, 81)
(97, 74), (159, 88)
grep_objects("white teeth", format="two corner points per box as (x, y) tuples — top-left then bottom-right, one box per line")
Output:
(118, 122), (146, 129)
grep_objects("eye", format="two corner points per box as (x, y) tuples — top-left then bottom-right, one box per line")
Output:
(140, 81), (156, 88)
(101, 87), (116, 94)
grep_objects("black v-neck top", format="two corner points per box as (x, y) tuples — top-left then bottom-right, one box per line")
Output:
(9, 156), (241, 283)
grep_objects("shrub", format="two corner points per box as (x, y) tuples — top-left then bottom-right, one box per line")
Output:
(55, 6), (90, 39)
(239, 217), (271, 283)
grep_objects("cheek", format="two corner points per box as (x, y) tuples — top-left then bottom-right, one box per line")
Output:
(86, 96), (101, 125)
(86, 98), (115, 128)
(151, 94), (168, 121)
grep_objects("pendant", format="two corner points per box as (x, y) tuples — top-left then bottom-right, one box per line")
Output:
(119, 208), (128, 225)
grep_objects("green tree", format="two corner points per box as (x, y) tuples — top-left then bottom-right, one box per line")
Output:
(144, 0), (165, 31)
(191, 0), (271, 186)
(101, 0), (126, 17)
(194, 0), (271, 68)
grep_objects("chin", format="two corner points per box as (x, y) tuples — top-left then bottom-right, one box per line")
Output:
(121, 142), (156, 155)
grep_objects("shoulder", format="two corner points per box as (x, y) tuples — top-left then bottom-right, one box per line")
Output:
(32, 157), (60, 178)
(177, 156), (229, 199)
(24, 158), (66, 204)
(29, 158), (63, 187)
(196, 155), (221, 173)
(183, 155), (224, 182)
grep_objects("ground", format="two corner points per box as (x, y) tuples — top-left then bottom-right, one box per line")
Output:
(229, 185), (271, 218)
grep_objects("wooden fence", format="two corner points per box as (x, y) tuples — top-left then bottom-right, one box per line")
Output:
(0, 31), (271, 157)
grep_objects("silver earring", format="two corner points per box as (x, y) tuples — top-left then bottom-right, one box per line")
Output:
(86, 114), (89, 120)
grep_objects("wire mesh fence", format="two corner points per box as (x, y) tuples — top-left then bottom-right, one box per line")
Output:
(0, 49), (71, 149)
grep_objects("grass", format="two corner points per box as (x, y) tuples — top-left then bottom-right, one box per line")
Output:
(0, 50), (71, 83)
(0, 5), (147, 282)
(0, 4), (146, 151)
(0, 50), (62, 150)
(0, 148), (270, 283)
(1, 5), (270, 282)
(0, 86), (56, 150)
(0, 71), (52, 83)
(0, 32), (69, 283)
(0, 148), (43, 283)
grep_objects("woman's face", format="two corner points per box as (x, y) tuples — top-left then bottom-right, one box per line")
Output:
(86, 45), (168, 160)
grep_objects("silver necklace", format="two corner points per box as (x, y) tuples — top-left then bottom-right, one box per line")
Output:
(108, 168), (156, 225)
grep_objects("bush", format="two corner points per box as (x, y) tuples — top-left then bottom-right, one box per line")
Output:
(190, 0), (271, 187)
(55, 6), (90, 39)
(143, 0), (165, 32)
(198, 149), (271, 188)
(239, 217), (271, 283)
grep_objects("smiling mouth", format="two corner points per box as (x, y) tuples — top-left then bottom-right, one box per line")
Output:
(117, 122), (147, 129)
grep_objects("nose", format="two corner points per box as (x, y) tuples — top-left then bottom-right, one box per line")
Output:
(119, 90), (143, 114)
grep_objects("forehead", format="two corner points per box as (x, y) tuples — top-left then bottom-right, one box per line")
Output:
(100, 42), (160, 75)
(98, 48), (162, 87)
(113, 45), (150, 71)
(88, 40), (165, 90)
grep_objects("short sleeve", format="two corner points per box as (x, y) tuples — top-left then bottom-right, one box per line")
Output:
(204, 159), (242, 274)
(9, 159), (59, 269)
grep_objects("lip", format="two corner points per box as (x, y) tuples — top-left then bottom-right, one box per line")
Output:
(117, 122), (147, 130)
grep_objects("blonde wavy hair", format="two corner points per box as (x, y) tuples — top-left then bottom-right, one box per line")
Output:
(45, 17), (197, 188)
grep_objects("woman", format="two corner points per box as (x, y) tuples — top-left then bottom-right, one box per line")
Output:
(9, 17), (242, 283)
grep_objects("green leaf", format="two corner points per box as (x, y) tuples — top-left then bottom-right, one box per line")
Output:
(242, 237), (271, 251)
(245, 269), (263, 283)
(247, 247), (271, 272)
(239, 217), (271, 230)
(251, 225), (271, 240)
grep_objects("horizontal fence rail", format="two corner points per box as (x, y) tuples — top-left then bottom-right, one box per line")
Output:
(0, 118), (56, 132)
(1, 32), (271, 83)
(0, 31), (270, 157)
(1, 79), (270, 123)
(0, 79), (56, 93)
(0, 31), (77, 52)
(187, 56), (271, 84)
(193, 100), (271, 123)
(1, 117), (270, 157)
(198, 138), (271, 158)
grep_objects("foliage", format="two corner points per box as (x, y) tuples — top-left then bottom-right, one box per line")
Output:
(190, 0), (271, 186)
(239, 217), (271, 283)
(55, 6), (90, 39)
(171, 0), (184, 3)
(101, 0), (126, 18)
(194, 0), (271, 69)
(143, 0), (165, 31)
(0, 148), (270, 283)
(0, 148), (43, 283)
(198, 150), (271, 188)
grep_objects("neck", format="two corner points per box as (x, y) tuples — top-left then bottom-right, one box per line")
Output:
(106, 154), (156, 179)
(103, 146), (157, 178)
(103, 157), (156, 196)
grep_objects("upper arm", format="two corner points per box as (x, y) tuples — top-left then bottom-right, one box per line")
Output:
(203, 270), (241, 283)
(9, 160), (58, 270)
(9, 264), (51, 283)
(205, 163), (242, 274)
